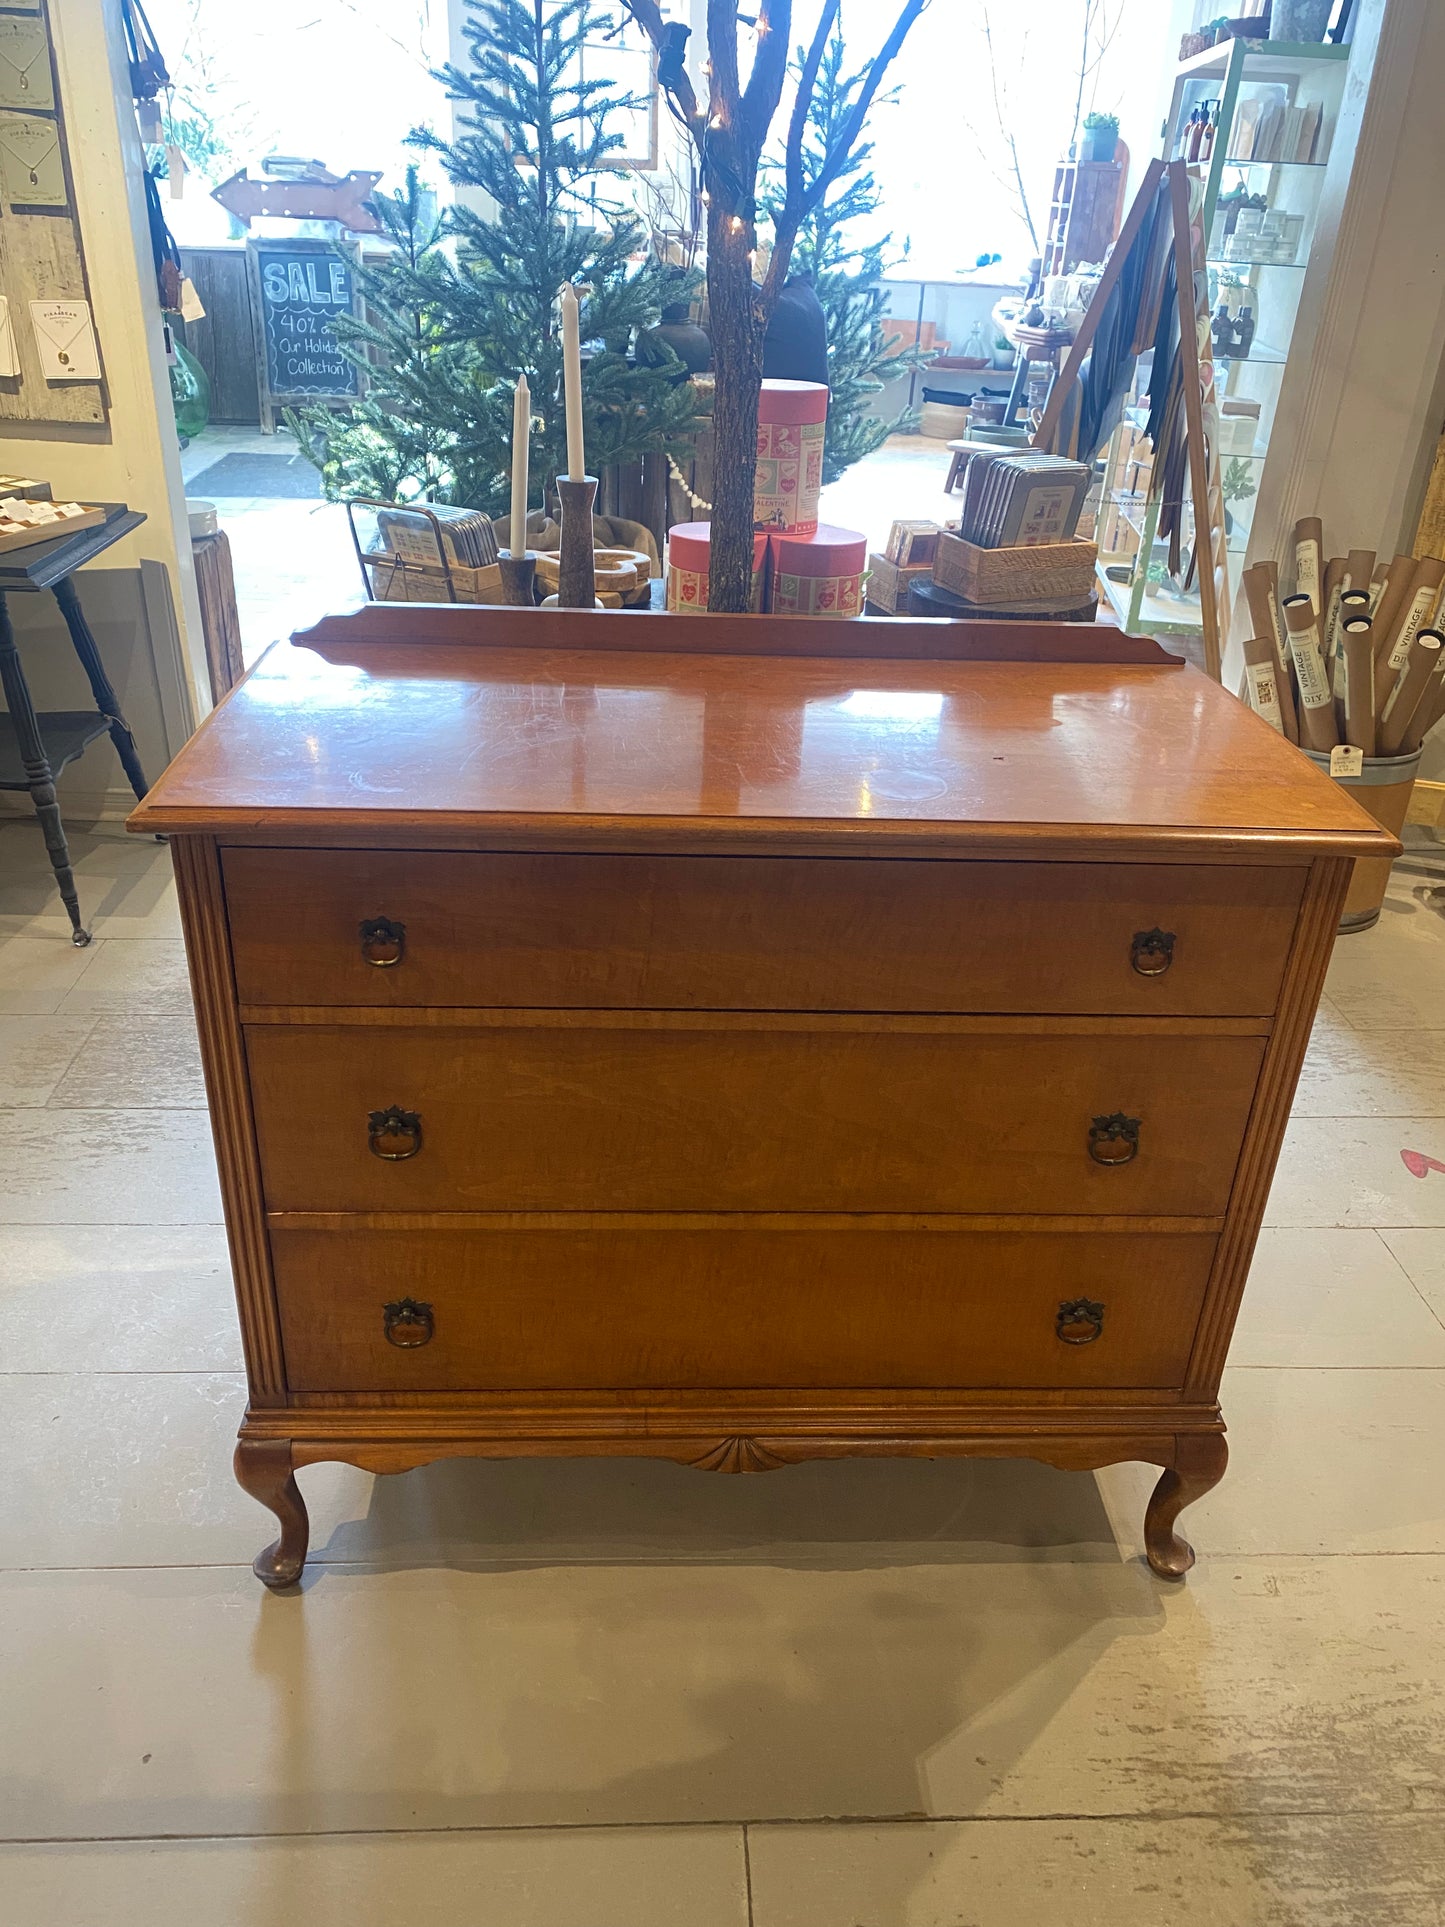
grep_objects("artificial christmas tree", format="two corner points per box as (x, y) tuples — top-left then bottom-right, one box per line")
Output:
(292, 0), (703, 520)
(765, 29), (918, 485)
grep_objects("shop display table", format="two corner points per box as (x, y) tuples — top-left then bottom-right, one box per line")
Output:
(129, 603), (1393, 1586)
(0, 505), (150, 943)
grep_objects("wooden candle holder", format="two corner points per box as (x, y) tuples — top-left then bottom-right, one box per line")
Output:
(498, 551), (538, 607)
(556, 475), (599, 610)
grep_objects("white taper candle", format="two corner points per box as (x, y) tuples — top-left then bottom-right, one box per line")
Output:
(560, 284), (585, 481)
(509, 373), (530, 555)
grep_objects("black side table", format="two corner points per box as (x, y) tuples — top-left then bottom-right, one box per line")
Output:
(0, 504), (151, 945)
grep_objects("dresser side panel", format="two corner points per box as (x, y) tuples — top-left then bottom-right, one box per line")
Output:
(171, 834), (287, 1404)
(1187, 854), (1354, 1392)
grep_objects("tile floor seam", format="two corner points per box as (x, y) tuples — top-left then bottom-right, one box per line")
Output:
(3, 1803), (1441, 1847)
(1377, 1229), (1445, 1338)
(9, 1546), (1445, 1576)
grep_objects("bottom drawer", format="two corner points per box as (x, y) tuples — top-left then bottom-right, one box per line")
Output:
(270, 1224), (1216, 1392)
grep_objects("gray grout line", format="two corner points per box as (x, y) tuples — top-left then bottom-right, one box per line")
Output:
(0, 1804), (1439, 1849)
(6, 1548), (1445, 1579)
(1375, 1228), (1445, 1340)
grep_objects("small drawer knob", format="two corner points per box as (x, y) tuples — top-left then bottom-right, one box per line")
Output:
(1056, 1298), (1105, 1345)
(359, 916), (406, 967)
(383, 1297), (434, 1347)
(1130, 928), (1175, 977)
(1088, 1112), (1140, 1165)
(368, 1105), (423, 1160)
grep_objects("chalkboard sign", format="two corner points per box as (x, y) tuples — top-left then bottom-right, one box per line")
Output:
(246, 238), (363, 432)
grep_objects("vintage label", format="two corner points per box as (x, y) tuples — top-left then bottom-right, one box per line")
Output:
(1295, 537), (1321, 612)
(1388, 586), (1436, 671)
(754, 418), (824, 533)
(1330, 744), (1364, 777)
(667, 559), (765, 613)
(1244, 660), (1284, 733)
(772, 569), (862, 617)
(1289, 631), (1332, 709)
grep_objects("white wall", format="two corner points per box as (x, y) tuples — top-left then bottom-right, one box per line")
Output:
(0, 0), (205, 817)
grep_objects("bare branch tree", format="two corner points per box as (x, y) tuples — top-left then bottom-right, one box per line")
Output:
(979, 6), (1039, 252)
(620, 0), (928, 610)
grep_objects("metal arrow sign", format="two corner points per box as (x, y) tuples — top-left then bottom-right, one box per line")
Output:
(212, 169), (383, 235)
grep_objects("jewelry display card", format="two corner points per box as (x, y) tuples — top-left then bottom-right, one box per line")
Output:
(0, 19), (53, 110)
(0, 112), (63, 205)
(0, 298), (19, 379)
(29, 298), (100, 380)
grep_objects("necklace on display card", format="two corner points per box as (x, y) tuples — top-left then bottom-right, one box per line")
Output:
(0, 112), (63, 205)
(0, 20), (53, 111)
(28, 298), (100, 380)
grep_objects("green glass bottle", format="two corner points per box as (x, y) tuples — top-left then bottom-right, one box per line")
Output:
(170, 339), (210, 448)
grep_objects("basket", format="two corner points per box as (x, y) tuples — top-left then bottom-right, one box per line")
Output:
(933, 531), (1098, 604)
(920, 399), (971, 440)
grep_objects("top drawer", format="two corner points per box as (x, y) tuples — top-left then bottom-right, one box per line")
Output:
(222, 848), (1303, 1016)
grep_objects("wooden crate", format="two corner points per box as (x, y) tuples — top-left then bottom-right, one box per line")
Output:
(865, 552), (933, 615)
(933, 531), (1097, 605)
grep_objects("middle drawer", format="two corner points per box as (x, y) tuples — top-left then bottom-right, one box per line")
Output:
(247, 1019), (1264, 1216)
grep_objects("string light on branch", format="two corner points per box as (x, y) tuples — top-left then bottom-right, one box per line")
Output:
(730, 215), (745, 233)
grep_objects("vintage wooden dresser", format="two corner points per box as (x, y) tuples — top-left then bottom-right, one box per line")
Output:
(129, 605), (1395, 1586)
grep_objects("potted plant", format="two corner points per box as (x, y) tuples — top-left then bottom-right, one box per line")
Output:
(1222, 455), (1258, 536)
(1082, 111), (1119, 163)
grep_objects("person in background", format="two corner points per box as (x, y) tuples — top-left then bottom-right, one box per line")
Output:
(763, 272), (829, 388)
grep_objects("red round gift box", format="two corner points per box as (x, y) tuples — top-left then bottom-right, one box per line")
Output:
(666, 522), (769, 612)
(768, 524), (867, 617)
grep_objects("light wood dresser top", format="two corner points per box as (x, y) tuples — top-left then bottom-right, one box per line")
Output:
(132, 612), (1388, 857)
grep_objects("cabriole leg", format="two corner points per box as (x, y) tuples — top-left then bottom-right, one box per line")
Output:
(234, 1438), (309, 1588)
(1145, 1432), (1228, 1580)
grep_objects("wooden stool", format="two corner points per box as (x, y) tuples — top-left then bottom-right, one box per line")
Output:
(944, 441), (971, 492)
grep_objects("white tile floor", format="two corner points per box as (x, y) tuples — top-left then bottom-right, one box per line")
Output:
(3, 819), (1445, 1921)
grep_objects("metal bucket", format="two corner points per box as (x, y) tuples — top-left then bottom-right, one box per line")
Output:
(1304, 746), (1422, 932)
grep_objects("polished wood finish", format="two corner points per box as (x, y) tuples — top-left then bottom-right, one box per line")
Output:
(246, 1021), (1265, 1215)
(224, 849), (1304, 1016)
(129, 635), (1387, 854)
(270, 1223), (1217, 1392)
(131, 611), (1396, 1586)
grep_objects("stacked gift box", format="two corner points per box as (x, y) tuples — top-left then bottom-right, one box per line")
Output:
(665, 379), (868, 617)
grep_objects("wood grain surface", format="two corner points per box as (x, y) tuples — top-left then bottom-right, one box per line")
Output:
(224, 848), (1304, 1016)
(269, 1221), (1217, 1393)
(131, 634), (1395, 855)
(245, 1021), (1265, 1215)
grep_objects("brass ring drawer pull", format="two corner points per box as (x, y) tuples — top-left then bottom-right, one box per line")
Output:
(1088, 1112), (1140, 1165)
(1130, 927), (1175, 976)
(383, 1297), (434, 1347)
(1056, 1298), (1105, 1345)
(359, 916), (406, 967)
(368, 1105), (423, 1160)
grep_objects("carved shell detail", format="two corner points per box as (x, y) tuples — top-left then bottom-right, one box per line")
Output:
(689, 1435), (786, 1474)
